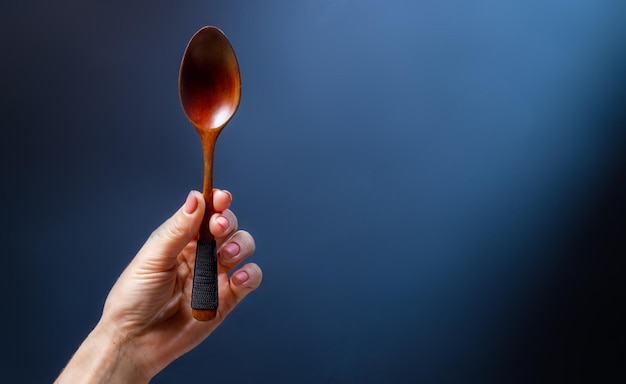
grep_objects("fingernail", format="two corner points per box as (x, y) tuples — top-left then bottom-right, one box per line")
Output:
(216, 216), (229, 231)
(183, 191), (198, 214)
(222, 242), (240, 259)
(234, 270), (249, 284)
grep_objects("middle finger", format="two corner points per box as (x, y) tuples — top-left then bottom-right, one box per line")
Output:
(218, 230), (256, 272)
(209, 208), (239, 247)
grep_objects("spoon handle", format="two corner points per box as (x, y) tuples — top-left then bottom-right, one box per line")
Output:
(191, 238), (218, 319)
(191, 136), (219, 321)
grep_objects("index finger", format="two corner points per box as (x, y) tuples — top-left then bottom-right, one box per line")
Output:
(212, 189), (232, 213)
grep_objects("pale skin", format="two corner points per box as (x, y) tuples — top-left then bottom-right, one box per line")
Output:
(55, 189), (262, 383)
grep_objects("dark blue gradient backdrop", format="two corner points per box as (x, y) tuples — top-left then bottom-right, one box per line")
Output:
(2, 1), (625, 383)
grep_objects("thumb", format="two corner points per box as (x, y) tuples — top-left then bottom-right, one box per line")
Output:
(135, 191), (205, 270)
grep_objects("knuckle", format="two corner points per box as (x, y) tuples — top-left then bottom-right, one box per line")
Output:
(155, 215), (187, 242)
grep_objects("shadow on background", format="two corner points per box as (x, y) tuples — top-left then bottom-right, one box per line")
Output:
(1, 1), (625, 383)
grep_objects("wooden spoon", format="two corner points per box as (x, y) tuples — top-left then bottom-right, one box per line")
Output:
(179, 26), (241, 321)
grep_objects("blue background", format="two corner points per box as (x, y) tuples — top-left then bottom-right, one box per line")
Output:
(2, 1), (625, 382)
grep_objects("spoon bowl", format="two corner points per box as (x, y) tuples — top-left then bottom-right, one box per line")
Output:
(179, 27), (241, 130)
(179, 26), (241, 321)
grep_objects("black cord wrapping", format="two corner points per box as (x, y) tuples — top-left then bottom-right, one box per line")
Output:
(191, 239), (218, 310)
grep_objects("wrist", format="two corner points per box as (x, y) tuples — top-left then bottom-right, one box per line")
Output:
(55, 321), (150, 384)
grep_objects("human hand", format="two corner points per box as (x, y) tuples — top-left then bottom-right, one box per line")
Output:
(56, 190), (262, 383)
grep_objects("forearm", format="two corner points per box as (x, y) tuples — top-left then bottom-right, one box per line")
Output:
(55, 322), (149, 384)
